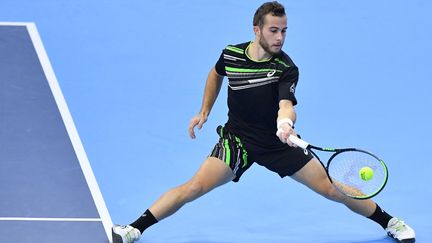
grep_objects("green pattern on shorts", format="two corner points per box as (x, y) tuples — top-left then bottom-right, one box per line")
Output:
(223, 138), (231, 167)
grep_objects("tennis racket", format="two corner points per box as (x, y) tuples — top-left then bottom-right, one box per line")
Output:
(289, 135), (388, 200)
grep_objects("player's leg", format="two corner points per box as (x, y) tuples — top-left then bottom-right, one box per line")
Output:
(147, 125), (250, 222)
(290, 158), (376, 216)
(112, 157), (235, 243)
(149, 156), (235, 221)
(112, 126), (250, 243)
(291, 158), (415, 242)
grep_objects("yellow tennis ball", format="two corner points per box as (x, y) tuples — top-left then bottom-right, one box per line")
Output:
(359, 166), (374, 181)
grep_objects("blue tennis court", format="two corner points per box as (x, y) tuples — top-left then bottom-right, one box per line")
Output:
(0, 23), (111, 242)
(1, 1), (431, 242)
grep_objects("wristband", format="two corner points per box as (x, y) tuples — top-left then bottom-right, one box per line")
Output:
(277, 118), (294, 129)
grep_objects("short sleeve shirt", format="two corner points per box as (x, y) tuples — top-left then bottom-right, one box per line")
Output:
(215, 41), (300, 148)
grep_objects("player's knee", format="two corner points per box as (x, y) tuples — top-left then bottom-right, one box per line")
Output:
(183, 180), (205, 201)
(322, 186), (344, 202)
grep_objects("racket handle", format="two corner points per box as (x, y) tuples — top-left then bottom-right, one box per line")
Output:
(288, 135), (310, 149)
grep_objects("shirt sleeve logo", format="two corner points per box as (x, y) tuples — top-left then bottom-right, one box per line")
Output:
(290, 82), (296, 93)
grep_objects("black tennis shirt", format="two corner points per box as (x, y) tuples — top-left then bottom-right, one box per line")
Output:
(215, 41), (299, 149)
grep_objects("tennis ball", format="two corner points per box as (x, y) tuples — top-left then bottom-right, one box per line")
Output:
(359, 166), (374, 181)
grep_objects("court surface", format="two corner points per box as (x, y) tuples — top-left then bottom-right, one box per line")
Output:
(0, 23), (111, 242)
(1, 1), (431, 242)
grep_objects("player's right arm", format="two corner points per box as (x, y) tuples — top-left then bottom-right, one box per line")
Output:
(188, 67), (224, 139)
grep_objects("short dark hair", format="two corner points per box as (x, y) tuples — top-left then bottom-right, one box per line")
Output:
(253, 1), (286, 27)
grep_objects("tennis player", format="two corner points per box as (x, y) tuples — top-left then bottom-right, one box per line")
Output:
(112, 2), (415, 242)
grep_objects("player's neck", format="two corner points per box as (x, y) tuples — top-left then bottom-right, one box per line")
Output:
(246, 41), (272, 62)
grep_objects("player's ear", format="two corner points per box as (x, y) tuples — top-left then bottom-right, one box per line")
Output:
(253, 25), (260, 36)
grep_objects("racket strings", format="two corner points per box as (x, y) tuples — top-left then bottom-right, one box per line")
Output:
(327, 151), (387, 199)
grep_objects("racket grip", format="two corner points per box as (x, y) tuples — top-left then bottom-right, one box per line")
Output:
(288, 135), (310, 149)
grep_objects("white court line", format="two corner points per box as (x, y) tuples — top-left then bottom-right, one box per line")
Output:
(1, 22), (114, 242)
(25, 22), (113, 242)
(0, 217), (102, 222)
(0, 22), (33, 26)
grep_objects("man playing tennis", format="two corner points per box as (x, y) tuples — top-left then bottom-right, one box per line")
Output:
(112, 1), (415, 242)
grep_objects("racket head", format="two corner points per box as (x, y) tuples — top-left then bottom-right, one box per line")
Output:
(326, 149), (388, 199)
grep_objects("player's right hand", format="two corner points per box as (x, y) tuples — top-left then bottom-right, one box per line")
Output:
(188, 114), (207, 139)
(276, 122), (298, 147)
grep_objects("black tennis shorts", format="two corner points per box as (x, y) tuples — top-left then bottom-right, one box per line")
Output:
(209, 125), (314, 182)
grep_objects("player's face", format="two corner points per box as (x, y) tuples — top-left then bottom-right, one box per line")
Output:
(258, 14), (287, 55)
